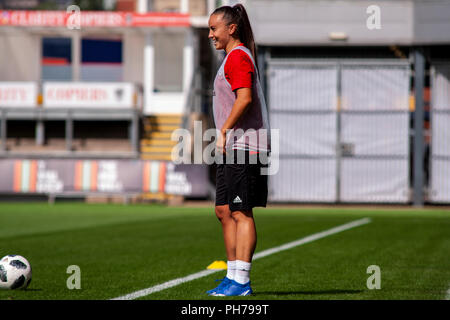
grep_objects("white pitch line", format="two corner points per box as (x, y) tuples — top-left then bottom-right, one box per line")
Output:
(110, 269), (219, 300)
(445, 285), (450, 300)
(253, 217), (371, 260)
(111, 217), (371, 300)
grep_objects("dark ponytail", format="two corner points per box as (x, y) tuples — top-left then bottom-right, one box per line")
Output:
(212, 3), (258, 67)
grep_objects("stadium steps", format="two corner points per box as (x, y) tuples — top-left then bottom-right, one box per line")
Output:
(139, 114), (185, 201)
(140, 114), (183, 161)
(140, 154), (174, 161)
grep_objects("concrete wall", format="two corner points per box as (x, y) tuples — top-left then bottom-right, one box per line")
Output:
(0, 32), (41, 81)
(153, 0), (206, 15)
(247, 0), (450, 46)
(123, 32), (144, 84)
(414, 0), (450, 44)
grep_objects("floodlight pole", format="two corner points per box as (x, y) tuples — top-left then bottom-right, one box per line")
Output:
(413, 47), (425, 207)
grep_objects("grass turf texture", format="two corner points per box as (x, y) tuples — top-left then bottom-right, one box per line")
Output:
(0, 203), (449, 300)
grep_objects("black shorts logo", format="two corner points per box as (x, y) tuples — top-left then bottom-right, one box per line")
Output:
(233, 196), (242, 204)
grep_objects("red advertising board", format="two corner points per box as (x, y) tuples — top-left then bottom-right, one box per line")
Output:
(0, 10), (190, 27)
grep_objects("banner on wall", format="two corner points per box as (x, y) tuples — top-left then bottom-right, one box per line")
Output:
(43, 82), (134, 108)
(0, 82), (37, 107)
(0, 159), (209, 197)
(0, 11), (190, 28)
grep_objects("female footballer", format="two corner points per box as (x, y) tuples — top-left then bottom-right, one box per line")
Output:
(207, 4), (271, 296)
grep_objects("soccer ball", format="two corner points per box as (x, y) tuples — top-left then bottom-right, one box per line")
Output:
(0, 255), (32, 290)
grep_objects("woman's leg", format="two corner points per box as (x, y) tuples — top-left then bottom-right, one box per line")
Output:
(207, 204), (236, 294)
(231, 209), (257, 262)
(215, 204), (237, 261)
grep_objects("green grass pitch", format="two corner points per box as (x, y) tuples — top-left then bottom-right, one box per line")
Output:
(0, 202), (449, 300)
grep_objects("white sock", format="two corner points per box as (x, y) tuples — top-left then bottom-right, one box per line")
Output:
(226, 260), (236, 280)
(235, 260), (251, 284)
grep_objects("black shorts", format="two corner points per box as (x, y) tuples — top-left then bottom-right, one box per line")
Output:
(215, 150), (268, 212)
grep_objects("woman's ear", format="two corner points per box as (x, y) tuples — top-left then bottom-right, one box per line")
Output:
(228, 23), (238, 36)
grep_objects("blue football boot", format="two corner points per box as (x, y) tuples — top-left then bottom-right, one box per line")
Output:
(212, 280), (252, 296)
(206, 277), (232, 295)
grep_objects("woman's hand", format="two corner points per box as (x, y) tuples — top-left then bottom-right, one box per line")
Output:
(216, 129), (227, 154)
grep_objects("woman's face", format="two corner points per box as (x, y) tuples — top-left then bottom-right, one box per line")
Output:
(208, 13), (234, 51)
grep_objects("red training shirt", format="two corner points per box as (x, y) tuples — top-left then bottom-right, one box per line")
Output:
(224, 44), (255, 92)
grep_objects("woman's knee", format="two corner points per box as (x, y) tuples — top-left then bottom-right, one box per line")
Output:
(231, 210), (254, 222)
(215, 205), (232, 221)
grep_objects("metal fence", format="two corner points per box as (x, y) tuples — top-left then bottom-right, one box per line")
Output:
(267, 59), (411, 203)
(429, 62), (450, 203)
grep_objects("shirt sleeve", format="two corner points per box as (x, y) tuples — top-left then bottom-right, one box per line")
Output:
(224, 49), (255, 92)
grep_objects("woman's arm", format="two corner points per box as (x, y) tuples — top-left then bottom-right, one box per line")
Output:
(216, 87), (252, 153)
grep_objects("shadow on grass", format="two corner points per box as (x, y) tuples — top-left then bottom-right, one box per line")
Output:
(254, 289), (363, 296)
(0, 289), (43, 300)
(23, 289), (43, 292)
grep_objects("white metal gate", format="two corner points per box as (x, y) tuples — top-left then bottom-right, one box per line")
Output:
(268, 61), (338, 202)
(429, 62), (450, 203)
(267, 59), (411, 203)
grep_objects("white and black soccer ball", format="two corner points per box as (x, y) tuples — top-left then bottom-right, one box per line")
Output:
(0, 255), (32, 290)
